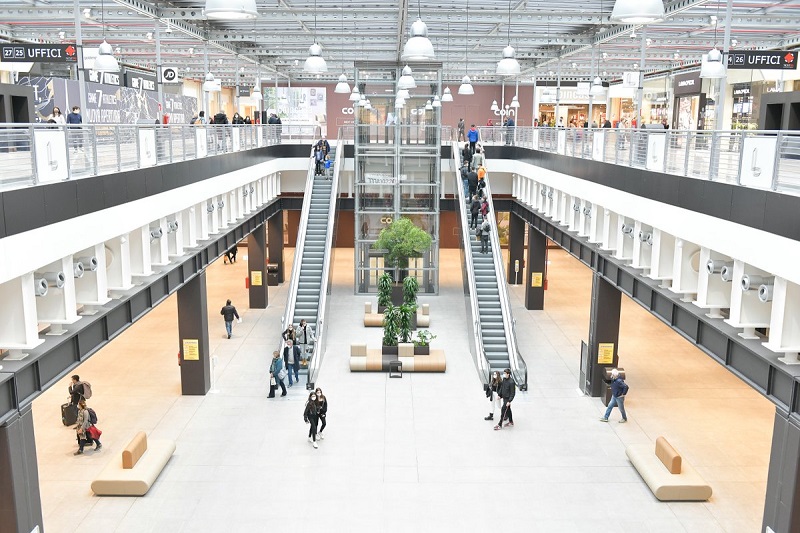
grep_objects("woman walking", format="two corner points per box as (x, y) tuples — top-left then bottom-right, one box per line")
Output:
(269, 351), (287, 398)
(315, 388), (328, 439)
(73, 400), (92, 455)
(484, 371), (503, 421)
(304, 392), (321, 449)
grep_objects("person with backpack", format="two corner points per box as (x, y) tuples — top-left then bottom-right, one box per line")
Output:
(494, 368), (516, 430)
(74, 400), (101, 454)
(268, 351), (287, 398)
(304, 391), (321, 449)
(480, 197), (489, 219)
(479, 216), (491, 254)
(220, 299), (241, 339)
(600, 368), (629, 423)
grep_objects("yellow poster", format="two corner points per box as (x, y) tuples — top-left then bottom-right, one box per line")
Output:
(251, 270), (263, 286)
(183, 339), (200, 361)
(531, 272), (543, 287)
(597, 343), (614, 364)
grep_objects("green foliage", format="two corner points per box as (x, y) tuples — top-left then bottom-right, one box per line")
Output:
(413, 330), (437, 347)
(373, 217), (433, 270)
(382, 305), (400, 347)
(398, 304), (417, 343)
(377, 273), (393, 307)
(402, 276), (419, 305)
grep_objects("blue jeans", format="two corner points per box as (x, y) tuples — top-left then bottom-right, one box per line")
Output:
(287, 361), (300, 384)
(604, 395), (627, 421)
(224, 320), (233, 337)
(462, 179), (469, 198)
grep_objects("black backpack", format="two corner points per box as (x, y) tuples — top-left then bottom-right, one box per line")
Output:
(87, 408), (98, 425)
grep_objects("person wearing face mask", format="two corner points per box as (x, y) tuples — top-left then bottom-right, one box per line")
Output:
(494, 368), (515, 430)
(304, 392), (321, 449)
(315, 388), (328, 439)
(484, 371), (503, 421)
(268, 351), (287, 398)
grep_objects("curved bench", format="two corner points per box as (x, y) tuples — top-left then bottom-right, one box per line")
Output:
(626, 436), (712, 501)
(91, 431), (176, 496)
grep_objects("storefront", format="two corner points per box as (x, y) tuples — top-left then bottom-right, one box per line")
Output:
(535, 83), (607, 127)
(672, 71), (706, 130)
(731, 83), (753, 129)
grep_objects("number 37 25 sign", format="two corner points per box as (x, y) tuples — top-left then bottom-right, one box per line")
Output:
(727, 51), (797, 70)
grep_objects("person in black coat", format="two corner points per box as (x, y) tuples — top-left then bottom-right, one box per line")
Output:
(462, 143), (472, 168)
(315, 387), (328, 439)
(283, 340), (302, 386)
(470, 195), (481, 229)
(467, 169), (478, 200)
(494, 368), (516, 430)
(220, 299), (240, 339)
(484, 371), (503, 421)
(304, 392), (321, 448)
(68, 375), (86, 406)
(460, 161), (470, 200)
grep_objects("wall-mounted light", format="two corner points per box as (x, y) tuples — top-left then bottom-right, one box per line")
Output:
(639, 231), (653, 245)
(583, 206), (592, 217)
(207, 203), (215, 214)
(573, 202), (581, 212)
(218, 201), (225, 209)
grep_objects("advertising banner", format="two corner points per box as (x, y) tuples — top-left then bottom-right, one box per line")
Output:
(232, 128), (241, 151)
(138, 128), (157, 167)
(740, 136), (777, 189)
(646, 133), (666, 173)
(727, 50), (797, 70)
(125, 71), (157, 91)
(673, 71), (701, 96)
(263, 86), (326, 134)
(83, 69), (121, 86)
(1, 43), (78, 63)
(33, 129), (69, 182)
(196, 128), (208, 158)
(556, 130), (566, 155)
(592, 131), (605, 161)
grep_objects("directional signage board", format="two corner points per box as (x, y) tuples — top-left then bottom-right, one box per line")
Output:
(727, 50), (797, 70)
(1, 44), (78, 63)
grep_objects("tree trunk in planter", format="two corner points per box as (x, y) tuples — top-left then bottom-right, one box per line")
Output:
(414, 345), (430, 355)
(391, 285), (404, 306)
(382, 345), (399, 356)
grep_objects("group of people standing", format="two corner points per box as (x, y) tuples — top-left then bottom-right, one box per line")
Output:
(313, 137), (332, 176)
(67, 375), (102, 455)
(269, 320), (316, 395)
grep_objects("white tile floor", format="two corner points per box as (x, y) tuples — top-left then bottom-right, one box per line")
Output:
(30, 245), (773, 533)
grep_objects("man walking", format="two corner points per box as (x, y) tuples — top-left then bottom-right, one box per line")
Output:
(467, 124), (479, 154)
(283, 339), (301, 386)
(457, 118), (465, 142)
(494, 368), (515, 430)
(295, 319), (316, 365)
(600, 368), (629, 423)
(220, 299), (241, 339)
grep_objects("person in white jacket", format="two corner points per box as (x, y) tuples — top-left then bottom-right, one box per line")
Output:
(295, 319), (316, 364)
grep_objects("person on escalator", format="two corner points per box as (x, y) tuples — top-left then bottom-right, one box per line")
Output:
(467, 168), (478, 200)
(462, 143), (472, 169)
(494, 368), (515, 430)
(471, 147), (485, 172)
(461, 161), (470, 200)
(480, 217), (491, 254)
(283, 339), (302, 386)
(470, 195), (481, 229)
(484, 371), (503, 421)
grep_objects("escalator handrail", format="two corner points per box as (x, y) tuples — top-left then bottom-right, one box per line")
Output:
(305, 130), (343, 388)
(482, 174), (528, 388)
(278, 146), (317, 356)
(452, 142), (491, 385)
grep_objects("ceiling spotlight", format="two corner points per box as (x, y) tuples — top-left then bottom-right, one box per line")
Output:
(630, 29), (637, 39)
(602, 52), (608, 60)
(82, 8), (92, 18)
(458, 75), (474, 95)
(402, 18), (436, 61)
(674, 51), (680, 59)
(442, 86), (453, 102)
(646, 38), (652, 47)
(58, 31), (66, 40)
(730, 39), (738, 47)
(164, 21), (172, 33)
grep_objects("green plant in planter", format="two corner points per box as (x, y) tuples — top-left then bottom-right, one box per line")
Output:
(382, 304), (400, 347)
(398, 304), (417, 343)
(402, 276), (419, 305)
(373, 217), (433, 280)
(377, 272), (393, 308)
(413, 330), (437, 347)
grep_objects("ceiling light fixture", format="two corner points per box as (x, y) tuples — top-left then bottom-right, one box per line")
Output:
(401, 0), (435, 61)
(496, 0), (520, 76)
(700, 13), (726, 79)
(398, 65), (417, 89)
(333, 3), (351, 93)
(425, 99), (433, 111)
(203, 71), (220, 92)
(432, 95), (441, 108)
(94, 0), (120, 73)
(442, 86), (454, 102)
(510, 95), (520, 108)
(303, 0), (327, 74)
(610, 0), (664, 24)
(442, 22), (454, 102)
(205, 0), (258, 20)
(397, 88), (411, 100)
(349, 86), (360, 102)
(458, 0), (474, 95)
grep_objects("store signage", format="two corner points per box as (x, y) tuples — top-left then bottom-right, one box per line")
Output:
(1, 43), (78, 63)
(673, 71), (701, 96)
(83, 69), (121, 86)
(365, 172), (396, 185)
(160, 66), (179, 83)
(727, 50), (797, 70)
(732, 84), (751, 97)
(622, 72), (639, 88)
(238, 86), (251, 97)
(125, 71), (156, 91)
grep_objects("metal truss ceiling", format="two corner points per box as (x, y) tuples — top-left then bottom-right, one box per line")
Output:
(1, 0), (799, 86)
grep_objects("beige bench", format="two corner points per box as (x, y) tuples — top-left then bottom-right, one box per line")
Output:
(349, 343), (445, 372)
(626, 436), (712, 501)
(363, 302), (430, 328)
(91, 432), (176, 496)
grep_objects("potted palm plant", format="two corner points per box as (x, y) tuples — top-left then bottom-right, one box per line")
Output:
(377, 272), (393, 313)
(413, 330), (437, 355)
(397, 304), (416, 345)
(381, 304), (400, 355)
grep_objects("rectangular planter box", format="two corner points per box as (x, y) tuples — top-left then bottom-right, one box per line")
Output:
(413, 346), (430, 355)
(382, 345), (399, 356)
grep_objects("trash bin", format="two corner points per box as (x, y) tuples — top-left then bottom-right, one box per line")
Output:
(267, 263), (279, 286)
(602, 367), (625, 406)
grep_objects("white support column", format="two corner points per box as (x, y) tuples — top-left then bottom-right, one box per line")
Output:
(129, 226), (154, 277)
(0, 274), (45, 352)
(600, 210), (618, 252)
(106, 234), (134, 291)
(647, 229), (675, 287)
(230, 189), (241, 223)
(670, 238), (701, 302)
(568, 196), (582, 233)
(588, 204), (605, 244)
(150, 218), (169, 266)
(763, 277), (800, 363)
(196, 202), (210, 241)
(631, 221), (653, 271)
(578, 200), (592, 238)
(694, 248), (733, 318)
(218, 195), (229, 230)
(725, 261), (773, 339)
(182, 206), (198, 249)
(35, 255), (80, 331)
(209, 198), (221, 234)
(613, 217), (635, 262)
(74, 244), (111, 308)
(167, 215), (184, 258)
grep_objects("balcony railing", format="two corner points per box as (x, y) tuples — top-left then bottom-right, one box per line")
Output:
(475, 126), (800, 195)
(0, 123), (322, 190)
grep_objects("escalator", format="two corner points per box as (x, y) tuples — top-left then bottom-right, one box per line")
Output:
(279, 142), (340, 388)
(453, 143), (528, 389)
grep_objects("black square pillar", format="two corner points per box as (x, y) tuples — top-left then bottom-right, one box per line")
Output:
(248, 224), (268, 308)
(178, 270), (211, 395)
(585, 272), (621, 397)
(525, 227), (547, 311)
(267, 212), (284, 284)
(0, 407), (43, 533)
(507, 213), (525, 285)
(763, 406), (800, 533)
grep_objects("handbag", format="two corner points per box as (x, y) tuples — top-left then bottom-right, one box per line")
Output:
(270, 376), (277, 386)
(87, 425), (102, 439)
(278, 368), (288, 381)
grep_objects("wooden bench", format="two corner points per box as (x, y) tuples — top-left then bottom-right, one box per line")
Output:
(349, 343), (445, 372)
(626, 436), (712, 501)
(363, 302), (430, 328)
(91, 431), (176, 496)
